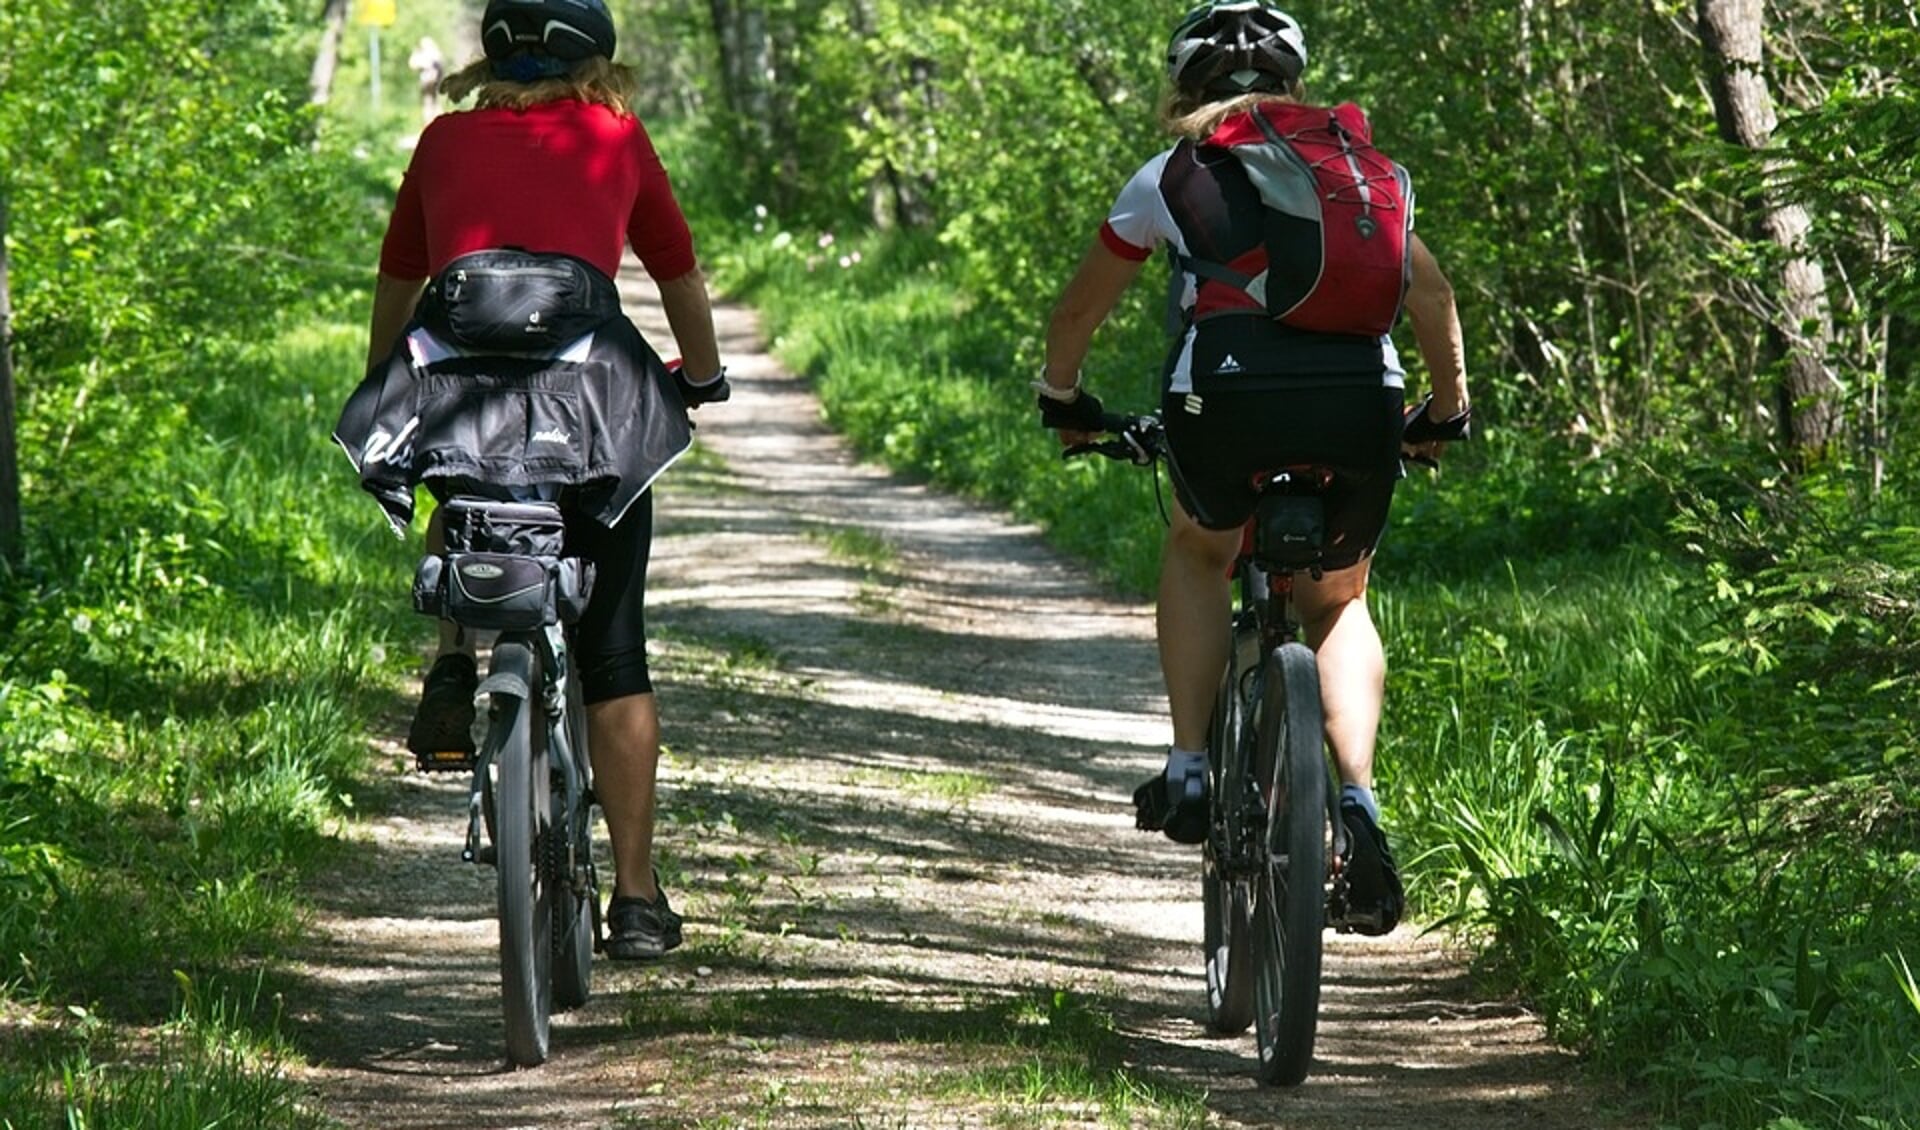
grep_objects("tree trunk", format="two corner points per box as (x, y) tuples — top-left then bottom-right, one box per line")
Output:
(1697, 0), (1838, 457)
(707, 0), (785, 203)
(707, 0), (774, 123)
(0, 187), (21, 564)
(310, 0), (352, 106)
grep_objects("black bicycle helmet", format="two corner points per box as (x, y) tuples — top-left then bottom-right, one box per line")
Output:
(481, 0), (617, 64)
(1166, 1), (1307, 97)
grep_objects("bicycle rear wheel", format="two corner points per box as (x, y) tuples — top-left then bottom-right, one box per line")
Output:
(1250, 641), (1327, 1086)
(488, 639), (554, 1067)
(550, 672), (595, 1012)
(1203, 622), (1258, 1035)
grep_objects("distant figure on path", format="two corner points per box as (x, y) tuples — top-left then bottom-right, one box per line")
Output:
(408, 35), (445, 121)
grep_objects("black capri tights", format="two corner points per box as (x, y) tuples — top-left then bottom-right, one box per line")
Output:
(563, 491), (655, 704)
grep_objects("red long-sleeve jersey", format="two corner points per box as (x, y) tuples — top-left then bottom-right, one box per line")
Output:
(378, 99), (696, 283)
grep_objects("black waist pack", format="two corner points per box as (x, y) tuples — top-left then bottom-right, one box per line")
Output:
(411, 498), (595, 631)
(417, 249), (623, 352)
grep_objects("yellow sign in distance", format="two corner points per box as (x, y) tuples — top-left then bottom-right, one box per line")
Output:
(357, 0), (397, 28)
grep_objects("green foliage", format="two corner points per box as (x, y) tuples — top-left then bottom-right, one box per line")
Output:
(0, 0), (437, 1118)
(0, 318), (419, 1008)
(1381, 530), (1920, 1127)
(640, 0), (1169, 355)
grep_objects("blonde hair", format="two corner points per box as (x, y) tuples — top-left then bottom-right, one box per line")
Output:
(1161, 87), (1305, 141)
(441, 56), (637, 116)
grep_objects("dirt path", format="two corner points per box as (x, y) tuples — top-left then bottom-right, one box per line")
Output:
(288, 272), (1621, 1128)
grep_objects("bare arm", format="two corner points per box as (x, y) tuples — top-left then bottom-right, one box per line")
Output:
(1402, 234), (1470, 419)
(367, 272), (428, 372)
(656, 265), (723, 382)
(1043, 240), (1147, 394)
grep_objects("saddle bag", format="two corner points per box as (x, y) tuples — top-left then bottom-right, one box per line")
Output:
(411, 498), (595, 630)
(416, 249), (623, 352)
(1252, 493), (1326, 573)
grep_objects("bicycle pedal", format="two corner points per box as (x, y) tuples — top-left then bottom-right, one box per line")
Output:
(414, 749), (478, 773)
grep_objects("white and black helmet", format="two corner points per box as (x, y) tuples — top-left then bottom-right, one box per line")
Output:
(1166, 1), (1307, 97)
(482, 0), (617, 63)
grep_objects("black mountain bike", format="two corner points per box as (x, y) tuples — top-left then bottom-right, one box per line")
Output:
(410, 496), (602, 1067)
(1070, 414), (1365, 1086)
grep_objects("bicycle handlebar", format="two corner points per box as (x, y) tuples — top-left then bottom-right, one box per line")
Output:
(1062, 413), (1165, 465)
(1061, 405), (1459, 470)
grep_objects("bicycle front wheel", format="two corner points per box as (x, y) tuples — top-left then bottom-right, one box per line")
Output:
(1250, 641), (1327, 1086)
(488, 639), (554, 1067)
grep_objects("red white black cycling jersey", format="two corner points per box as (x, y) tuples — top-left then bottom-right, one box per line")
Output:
(1101, 137), (1408, 395)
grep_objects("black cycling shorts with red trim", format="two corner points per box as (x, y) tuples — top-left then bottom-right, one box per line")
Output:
(1162, 381), (1404, 572)
(563, 492), (655, 703)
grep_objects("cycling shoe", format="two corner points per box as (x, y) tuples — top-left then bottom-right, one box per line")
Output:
(1132, 759), (1210, 845)
(1339, 801), (1405, 936)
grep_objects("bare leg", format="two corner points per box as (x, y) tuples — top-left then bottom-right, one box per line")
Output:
(1157, 500), (1244, 751)
(1290, 561), (1384, 790)
(586, 691), (663, 901)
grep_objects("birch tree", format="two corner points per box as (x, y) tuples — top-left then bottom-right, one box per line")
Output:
(1697, 0), (1839, 456)
(310, 0), (352, 105)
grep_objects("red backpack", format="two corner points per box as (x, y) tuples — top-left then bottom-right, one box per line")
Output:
(1182, 101), (1413, 337)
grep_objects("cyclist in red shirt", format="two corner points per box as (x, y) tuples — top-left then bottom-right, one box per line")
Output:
(1036, 1), (1472, 935)
(363, 0), (723, 960)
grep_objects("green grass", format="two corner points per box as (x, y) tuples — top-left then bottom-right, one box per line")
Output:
(1371, 546), (1919, 1128)
(0, 314), (419, 1122)
(621, 983), (1206, 1128)
(1, 950), (335, 1130)
(846, 766), (997, 808)
(810, 525), (901, 574)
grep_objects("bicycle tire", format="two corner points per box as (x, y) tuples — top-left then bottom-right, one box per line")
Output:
(489, 639), (554, 1067)
(1250, 641), (1327, 1086)
(550, 673), (594, 1012)
(1203, 622), (1259, 1035)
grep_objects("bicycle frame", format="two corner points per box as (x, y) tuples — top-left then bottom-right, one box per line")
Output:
(1218, 490), (1352, 904)
(1072, 407), (1431, 1083)
(1212, 563), (1301, 862)
(414, 489), (602, 1067)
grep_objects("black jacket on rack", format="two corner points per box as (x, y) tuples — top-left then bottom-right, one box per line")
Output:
(332, 312), (692, 535)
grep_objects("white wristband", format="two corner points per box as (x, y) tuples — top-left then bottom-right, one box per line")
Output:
(1031, 372), (1082, 402)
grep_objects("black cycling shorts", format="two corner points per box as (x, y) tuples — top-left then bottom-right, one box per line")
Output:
(1162, 381), (1405, 571)
(563, 492), (654, 704)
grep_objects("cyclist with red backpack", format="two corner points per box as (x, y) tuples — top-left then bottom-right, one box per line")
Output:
(1037, 1), (1472, 935)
